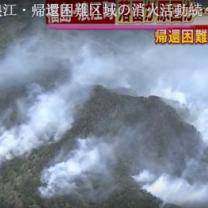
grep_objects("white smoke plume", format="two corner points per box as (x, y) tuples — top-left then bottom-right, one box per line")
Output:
(133, 163), (208, 207)
(0, 85), (69, 161)
(143, 173), (208, 207)
(132, 170), (155, 184)
(39, 137), (114, 198)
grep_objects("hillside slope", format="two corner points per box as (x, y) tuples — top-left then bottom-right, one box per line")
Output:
(0, 85), (203, 208)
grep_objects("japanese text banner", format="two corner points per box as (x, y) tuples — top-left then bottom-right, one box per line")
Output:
(44, 0), (208, 30)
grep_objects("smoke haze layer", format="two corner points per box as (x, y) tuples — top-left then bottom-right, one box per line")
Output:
(1, 26), (208, 206)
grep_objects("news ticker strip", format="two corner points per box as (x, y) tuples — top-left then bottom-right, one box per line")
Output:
(155, 29), (208, 44)
(44, 0), (208, 30)
(1, 1), (208, 30)
(45, 0), (203, 23)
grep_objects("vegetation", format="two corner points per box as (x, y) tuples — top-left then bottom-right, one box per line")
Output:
(0, 86), (196, 208)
